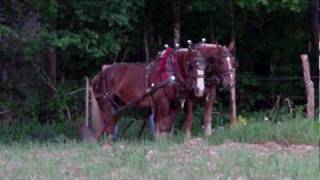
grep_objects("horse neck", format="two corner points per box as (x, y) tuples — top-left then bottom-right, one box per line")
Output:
(175, 51), (189, 80)
(199, 46), (220, 75)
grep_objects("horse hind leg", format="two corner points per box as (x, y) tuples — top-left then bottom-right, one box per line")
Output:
(203, 88), (216, 136)
(183, 99), (193, 139)
(154, 99), (172, 138)
(100, 115), (120, 142)
(148, 111), (156, 134)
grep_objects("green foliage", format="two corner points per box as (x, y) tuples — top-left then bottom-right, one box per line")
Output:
(54, 0), (143, 58)
(0, 121), (78, 144)
(236, 0), (308, 12)
(192, 0), (222, 12)
(207, 107), (318, 145)
(0, 0), (315, 123)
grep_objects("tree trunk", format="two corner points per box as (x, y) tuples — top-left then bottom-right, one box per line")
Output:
(310, 0), (319, 51)
(47, 47), (57, 85)
(172, 0), (181, 45)
(209, 14), (215, 43)
(318, 10), (320, 122)
(144, 31), (150, 62)
(300, 54), (315, 120)
(229, 0), (236, 51)
(144, 3), (150, 62)
(158, 35), (162, 47)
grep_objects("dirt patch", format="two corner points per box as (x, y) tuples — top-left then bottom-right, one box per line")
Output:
(177, 138), (318, 161)
(0, 155), (6, 166)
(214, 141), (317, 156)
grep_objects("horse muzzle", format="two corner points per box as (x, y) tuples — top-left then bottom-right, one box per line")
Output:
(219, 81), (235, 92)
(194, 79), (205, 97)
(194, 87), (204, 97)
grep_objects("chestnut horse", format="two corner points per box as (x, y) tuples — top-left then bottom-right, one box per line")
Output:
(87, 48), (205, 140)
(182, 41), (237, 137)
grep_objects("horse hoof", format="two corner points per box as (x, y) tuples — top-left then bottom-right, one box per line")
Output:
(204, 126), (212, 136)
(148, 113), (156, 134)
(184, 131), (191, 141)
(155, 132), (169, 140)
(112, 124), (120, 141)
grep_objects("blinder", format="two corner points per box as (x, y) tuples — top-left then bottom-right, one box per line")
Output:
(185, 57), (206, 79)
(222, 53), (233, 58)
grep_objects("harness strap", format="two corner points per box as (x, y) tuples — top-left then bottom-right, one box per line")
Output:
(95, 79), (171, 139)
(145, 61), (157, 114)
(205, 75), (221, 86)
(115, 79), (170, 113)
(145, 62), (154, 92)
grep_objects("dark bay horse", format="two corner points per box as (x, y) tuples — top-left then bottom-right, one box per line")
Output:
(182, 41), (238, 137)
(87, 48), (205, 140)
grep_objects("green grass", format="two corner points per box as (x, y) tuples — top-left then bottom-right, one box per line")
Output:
(0, 139), (318, 179)
(207, 118), (318, 145)
(0, 110), (319, 179)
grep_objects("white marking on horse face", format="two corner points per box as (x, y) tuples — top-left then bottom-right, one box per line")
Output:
(226, 56), (233, 80)
(102, 64), (111, 71)
(203, 44), (217, 48)
(178, 48), (188, 52)
(196, 69), (205, 97)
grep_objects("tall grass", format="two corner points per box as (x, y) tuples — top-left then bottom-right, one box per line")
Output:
(207, 118), (318, 145)
(0, 107), (318, 145)
(0, 120), (78, 144)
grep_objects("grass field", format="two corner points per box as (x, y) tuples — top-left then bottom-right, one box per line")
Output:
(0, 113), (319, 179)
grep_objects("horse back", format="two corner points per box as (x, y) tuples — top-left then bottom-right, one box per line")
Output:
(104, 63), (152, 106)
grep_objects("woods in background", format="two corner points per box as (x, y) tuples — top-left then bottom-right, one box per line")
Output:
(0, 0), (318, 123)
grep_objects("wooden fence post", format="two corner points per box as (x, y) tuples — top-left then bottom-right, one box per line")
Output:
(85, 77), (89, 127)
(318, 40), (320, 122)
(300, 54), (315, 119)
(230, 70), (237, 125)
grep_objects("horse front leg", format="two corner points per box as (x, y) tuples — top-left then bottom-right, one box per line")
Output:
(203, 87), (216, 136)
(183, 99), (193, 139)
(155, 98), (172, 137)
(97, 103), (120, 142)
(169, 104), (179, 133)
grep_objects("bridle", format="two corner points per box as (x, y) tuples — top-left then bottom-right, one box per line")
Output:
(175, 50), (205, 91)
(206, 53), (235, 88)
(185, 57), (206, 78)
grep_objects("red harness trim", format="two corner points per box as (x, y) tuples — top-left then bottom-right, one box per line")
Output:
(159, 48), (172, 70)
(159, 48), (173, 80)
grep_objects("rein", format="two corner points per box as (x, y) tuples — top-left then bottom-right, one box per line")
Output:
(95, 79), (172, 140)
(160, 48), (185, 83)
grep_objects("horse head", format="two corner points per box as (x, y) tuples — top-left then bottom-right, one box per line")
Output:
(195, 41), (238, 90)
(175, 48), (206, 97)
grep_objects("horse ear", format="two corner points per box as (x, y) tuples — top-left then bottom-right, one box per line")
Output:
(228, 41), (236, 55)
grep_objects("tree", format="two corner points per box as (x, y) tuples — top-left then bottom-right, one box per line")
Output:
(173, 0), (181, 45)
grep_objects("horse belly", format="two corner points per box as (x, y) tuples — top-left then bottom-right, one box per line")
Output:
(109, 65), (152, 108)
